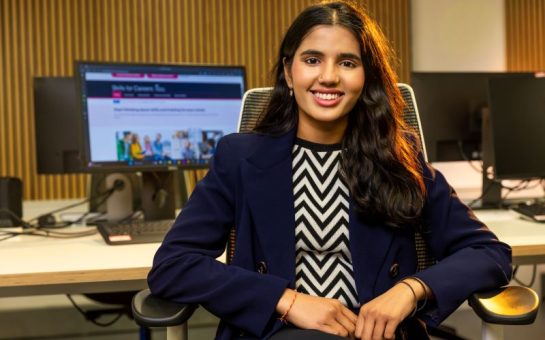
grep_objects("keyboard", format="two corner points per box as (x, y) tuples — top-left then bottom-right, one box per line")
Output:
(97, 219), (174, 245)
(511, 203), (545, 222)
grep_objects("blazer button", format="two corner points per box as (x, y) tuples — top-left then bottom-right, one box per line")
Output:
(389, 263), (400, 278)
(257, 261), (268, 274)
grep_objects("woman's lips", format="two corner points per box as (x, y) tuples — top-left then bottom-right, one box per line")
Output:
(311, 90), (344, 107)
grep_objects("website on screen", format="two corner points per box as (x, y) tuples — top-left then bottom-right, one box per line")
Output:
(82, 70), (244, 167)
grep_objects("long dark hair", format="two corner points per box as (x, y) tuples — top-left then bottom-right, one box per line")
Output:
(255, 0), (425, 229)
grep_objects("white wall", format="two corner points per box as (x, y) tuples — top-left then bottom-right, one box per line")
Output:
(411, 0), (506, 72)
(411, 0), (509, 199)
(411, 0), (542, 200)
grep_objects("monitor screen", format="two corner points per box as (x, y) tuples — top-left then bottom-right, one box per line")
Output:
(488, 77), (545, 180)
(75, 62), (246, 171)
(34, 77), (83, 174)
(411, 72), (533, 162)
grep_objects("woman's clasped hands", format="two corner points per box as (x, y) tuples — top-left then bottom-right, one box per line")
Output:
(277, 278), (423, 340)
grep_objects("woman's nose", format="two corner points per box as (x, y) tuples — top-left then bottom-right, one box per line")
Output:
(318, 63), (340, 85)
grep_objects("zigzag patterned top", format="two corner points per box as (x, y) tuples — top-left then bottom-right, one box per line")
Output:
(292, 139), (360, 309)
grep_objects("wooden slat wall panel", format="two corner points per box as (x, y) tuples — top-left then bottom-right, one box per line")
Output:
(366, 0), (411, 82)
(0, 0), (409, 200)
(506, 0), (545, 71)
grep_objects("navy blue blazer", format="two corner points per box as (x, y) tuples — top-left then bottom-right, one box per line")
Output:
(148, 129), (512, 339)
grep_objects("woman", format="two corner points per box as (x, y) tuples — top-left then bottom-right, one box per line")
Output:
(130, 133), (145, 160)
(148, 1), (511, 339)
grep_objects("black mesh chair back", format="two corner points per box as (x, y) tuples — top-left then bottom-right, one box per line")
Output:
(397, 83), (436, 271)
(398, 83), (428, 161)
(237, 87), (274, 133)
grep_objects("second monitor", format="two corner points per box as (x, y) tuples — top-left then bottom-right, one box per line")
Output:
(75, 62), (246, 220)
(411, 72), (533, 162)
(488, 76), (545, 180)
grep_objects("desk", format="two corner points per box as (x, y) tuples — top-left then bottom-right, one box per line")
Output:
(0, 200), (159, 297)
(0, 201), (543, 298)
(475, 209), (545, 266)
(0, 231), (158, 297)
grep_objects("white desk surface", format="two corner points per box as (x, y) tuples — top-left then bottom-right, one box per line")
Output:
(0, 200), (544, 297)
(474, 209), (545, 264)
(0, 200), (160, 297)
(1, 232), (159, 275)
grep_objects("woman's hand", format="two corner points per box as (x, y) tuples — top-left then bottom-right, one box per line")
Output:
(355, 279), (427, 340)
(276, 289), (358, 338)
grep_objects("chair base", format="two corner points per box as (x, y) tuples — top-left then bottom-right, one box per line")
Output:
(482, 323), (504, 340)
(167, 323), (187, 340)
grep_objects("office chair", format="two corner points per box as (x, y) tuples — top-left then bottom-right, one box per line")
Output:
(132, 85), (539, 340)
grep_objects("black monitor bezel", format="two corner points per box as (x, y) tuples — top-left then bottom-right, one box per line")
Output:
(488, 76), (545, 180)
(34, 76), (83, 174)
(75, 61), (247, 173)
(410, 71), (534, 163)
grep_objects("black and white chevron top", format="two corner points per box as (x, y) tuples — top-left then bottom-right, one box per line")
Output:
(292, 138), (360, 309)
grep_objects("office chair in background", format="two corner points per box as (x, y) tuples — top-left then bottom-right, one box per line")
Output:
(132, 85), (539, 340)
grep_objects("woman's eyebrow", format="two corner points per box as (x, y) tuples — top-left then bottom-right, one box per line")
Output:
(338, 53), (362, 62)
(299, 49), (324, 57)
(299, 49), (362, 62)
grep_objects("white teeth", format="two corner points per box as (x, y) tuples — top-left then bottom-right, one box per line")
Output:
(314, 92), (340, 100)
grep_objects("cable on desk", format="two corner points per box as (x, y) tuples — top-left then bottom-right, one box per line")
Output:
(27, 199), (93, 224)
(457, 140), (483, 173)
(512, 265), (537, 288)
(66, 294), (124, 327)
(28, 228), (98, 238)
(116, 210), (144, 224)
(0, 208), (32, 228)
(39, 207), (101, 229)
(0, 226), (98, 241)
(468, 178), (544, 209)
(501, 180), (531, 203)
(467, 181), (497, 208)
(0, 232), (17, 242)
(28, 179), (124, 229)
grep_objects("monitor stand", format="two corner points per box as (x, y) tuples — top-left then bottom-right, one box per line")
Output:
(88, 173), (141, 222)
(88, 170), (191, 222)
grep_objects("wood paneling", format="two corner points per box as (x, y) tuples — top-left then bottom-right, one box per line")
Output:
(0, 0), (409, 199)
(506, 0), (545, 71)
(366, 0), (411, 82)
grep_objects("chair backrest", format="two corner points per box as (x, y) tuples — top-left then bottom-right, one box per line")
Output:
(230, 84), (435, 270)
(237, 87), (274, 133)
(396, 83), (428, 162)
(396, 83), (435, 270)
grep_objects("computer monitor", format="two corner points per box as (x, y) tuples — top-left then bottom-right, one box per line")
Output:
(75, 61), (246, 220)
(33, 77), (83, 174)
(33, 76), (142, 216)
(488, 77), (545, 180)
(411, 72), (533, 162)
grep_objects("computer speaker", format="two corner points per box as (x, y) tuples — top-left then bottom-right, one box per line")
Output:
(0, 177), (23, 227)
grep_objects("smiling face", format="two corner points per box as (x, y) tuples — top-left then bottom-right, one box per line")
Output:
(284, 25), (365, 144)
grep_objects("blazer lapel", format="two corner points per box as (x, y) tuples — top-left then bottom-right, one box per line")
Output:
(348, 199), (395, 303)
(241, 129), (297, 283)
(239, 128), (396, 298)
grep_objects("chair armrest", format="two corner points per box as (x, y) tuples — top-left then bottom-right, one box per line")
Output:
(131, 289), (198, 327)
(468, 286), (539, 325)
